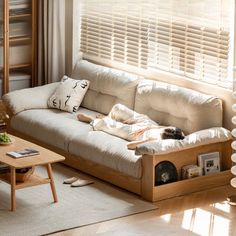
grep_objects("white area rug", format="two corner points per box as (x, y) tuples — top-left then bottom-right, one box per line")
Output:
(0, 164), (157, 236)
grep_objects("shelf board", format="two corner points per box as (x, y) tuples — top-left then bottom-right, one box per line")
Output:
(0, 36), (31, 46)
(0, 14), (31, 23)
(16, 175), (51, 190)
(9, 13), (32, 20)
(153, 170), (233, 201)
(0, 173), (51, 190)
(9, 36), (31, 43)
(9, 63), (31, 70)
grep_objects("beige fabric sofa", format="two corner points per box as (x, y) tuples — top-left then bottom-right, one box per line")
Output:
(3, 60), (232, 201)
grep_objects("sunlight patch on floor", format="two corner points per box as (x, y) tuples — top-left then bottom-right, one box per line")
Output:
(182, 207), (230, 236)
(160, 213), (171, 222)
(213, 202), (231, 213)
(181, 209), (193, 230)
(212, 214), (229, 236)
(191, 209), (211, 236)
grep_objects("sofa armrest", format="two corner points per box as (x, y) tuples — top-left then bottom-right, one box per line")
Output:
(2, 82), (59, 115)
(135, 127), (232, 155)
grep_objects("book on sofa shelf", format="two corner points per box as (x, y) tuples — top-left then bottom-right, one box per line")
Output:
(7, 148), (39, 158)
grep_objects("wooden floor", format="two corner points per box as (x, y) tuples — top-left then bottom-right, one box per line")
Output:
(51, 185), (236, 236)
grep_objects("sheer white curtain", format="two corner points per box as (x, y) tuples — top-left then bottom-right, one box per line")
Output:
(38, 0), (65, 85)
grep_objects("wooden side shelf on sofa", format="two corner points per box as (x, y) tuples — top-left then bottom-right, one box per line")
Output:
(152, 170), (232, 201)
(141, 140), (233, 201)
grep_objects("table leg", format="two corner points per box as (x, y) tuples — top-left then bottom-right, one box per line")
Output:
(46, 163), (58, 203)
(10, 167), (16, 211)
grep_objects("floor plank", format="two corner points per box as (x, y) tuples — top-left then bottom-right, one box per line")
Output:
(51, 185), (236, 236)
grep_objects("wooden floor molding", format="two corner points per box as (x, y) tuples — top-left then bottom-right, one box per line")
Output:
(51, 185), (236, 236)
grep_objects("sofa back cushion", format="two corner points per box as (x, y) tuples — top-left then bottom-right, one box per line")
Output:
(71, 60), (140, 114)
(134, 79), (223, 134)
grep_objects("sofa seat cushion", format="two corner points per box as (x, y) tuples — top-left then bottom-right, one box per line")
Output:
(11, 109), (85, 151)
(10, 108), (142, 179)
(68, 127), (142, 179)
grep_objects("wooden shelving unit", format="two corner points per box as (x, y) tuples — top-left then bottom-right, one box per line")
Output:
(0, 0), (37, 96)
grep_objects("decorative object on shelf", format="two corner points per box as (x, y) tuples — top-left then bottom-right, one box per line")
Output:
(155, 161), (178, 186)
(0, 163), (9, 174)
(0, 166), (35, 183)
(198, 152), (220, 176)
(181, 164), (202, 180)
(15, 167), (35, 182)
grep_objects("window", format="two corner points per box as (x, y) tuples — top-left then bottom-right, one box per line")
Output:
(79, 0), (233, 89)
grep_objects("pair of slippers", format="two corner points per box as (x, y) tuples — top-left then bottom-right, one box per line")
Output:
(63, 177), (94, 187)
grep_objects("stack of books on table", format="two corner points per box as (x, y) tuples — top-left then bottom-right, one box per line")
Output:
(7, 148), (39, 158)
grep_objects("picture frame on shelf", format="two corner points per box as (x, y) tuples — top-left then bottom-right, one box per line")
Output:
(198, 152), (220, 176)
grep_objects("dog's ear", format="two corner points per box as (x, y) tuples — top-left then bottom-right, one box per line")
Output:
(161, 127), (185, 140)
(175, 128), (185, 140)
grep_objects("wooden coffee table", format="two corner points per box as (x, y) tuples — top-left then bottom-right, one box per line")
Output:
(0, 135), (65, 211)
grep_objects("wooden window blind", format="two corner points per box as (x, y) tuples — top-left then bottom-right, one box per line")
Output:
(79, 0), (232, 88)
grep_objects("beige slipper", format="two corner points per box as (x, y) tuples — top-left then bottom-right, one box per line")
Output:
(63, 177), (78, 184)
(71, 179), (94, 187)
